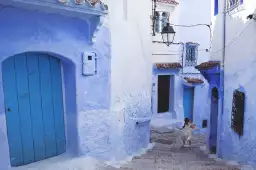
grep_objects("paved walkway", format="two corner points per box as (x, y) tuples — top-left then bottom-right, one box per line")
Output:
(103, 129), (248, 170)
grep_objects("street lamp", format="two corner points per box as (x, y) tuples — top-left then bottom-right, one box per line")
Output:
(161, 23), (176, 46)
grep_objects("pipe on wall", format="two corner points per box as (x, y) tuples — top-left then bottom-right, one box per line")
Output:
(219, 0), (227, 158)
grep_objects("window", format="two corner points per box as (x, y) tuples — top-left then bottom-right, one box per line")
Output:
(214, 0), (218, 16)
(155, 12), (161, 33)
(155, 11), (169, 33)
(185, 43), (198, 66)
(161, 12), (168, 29)
(202, 120), (207, 128)
(231, 90), (245, 137)
(227, 0), (243, 10)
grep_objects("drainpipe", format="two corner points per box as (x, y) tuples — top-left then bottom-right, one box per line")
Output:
(221, 0), (226, 118)
(219, 0), (226, 158)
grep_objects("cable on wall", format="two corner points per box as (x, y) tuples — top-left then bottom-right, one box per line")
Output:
(152, 20), (253, 59)
(160, 19), (213, 51)
(210, 21), (253, 56)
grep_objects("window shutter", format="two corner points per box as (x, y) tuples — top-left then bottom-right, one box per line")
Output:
(231, 90), (245, 137)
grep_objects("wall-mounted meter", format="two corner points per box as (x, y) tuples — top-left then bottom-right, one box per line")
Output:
(82, 52), (97, 76)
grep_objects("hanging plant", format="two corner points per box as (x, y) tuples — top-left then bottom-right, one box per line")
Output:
(87, 0), (100, 7)
(75, 0), (85, 5)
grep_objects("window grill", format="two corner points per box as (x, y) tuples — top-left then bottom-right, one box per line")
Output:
(231, 90), (245, 137)
(227, 0), (243, 11)
(185, 43), (198, 66)
(154, 11), (170, 33)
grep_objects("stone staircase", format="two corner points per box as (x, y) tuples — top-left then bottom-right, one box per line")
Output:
(103, 130), (250, 170)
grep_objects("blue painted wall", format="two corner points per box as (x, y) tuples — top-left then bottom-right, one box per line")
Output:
(152, 65), (210, 130)
(0, 5), (111, 168)
(196, 68), (222, 156)
(152, 67), (183, 119)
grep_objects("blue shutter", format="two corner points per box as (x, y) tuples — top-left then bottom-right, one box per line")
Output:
(214, 0), (218, 16)
(240, 0), (243, 4)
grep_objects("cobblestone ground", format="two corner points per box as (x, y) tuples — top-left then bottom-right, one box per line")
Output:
(102, 129), (248, 170)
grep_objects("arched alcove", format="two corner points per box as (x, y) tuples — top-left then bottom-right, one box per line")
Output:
(1, 52), (77, 167)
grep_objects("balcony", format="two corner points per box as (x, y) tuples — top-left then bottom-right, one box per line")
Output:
(0, 0), (108, 16)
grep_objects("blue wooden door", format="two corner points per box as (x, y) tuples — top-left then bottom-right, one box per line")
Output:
(2, 53), (66, 167)
(209, 88), (219, 154)
(210, 99), (218, 153)
(183, 87), (194, 120)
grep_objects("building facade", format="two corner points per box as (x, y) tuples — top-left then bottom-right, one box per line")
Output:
(197, 0), (256, 165)
(151, 0), (211, 129)
(0, 0), (152, 168)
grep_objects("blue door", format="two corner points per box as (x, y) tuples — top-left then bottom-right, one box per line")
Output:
(210, 87), (219, 154)
(183, 87), (194, 120)
(2, 53), (66, 167)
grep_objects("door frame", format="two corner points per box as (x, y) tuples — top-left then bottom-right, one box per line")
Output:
(152, 73), (175, 115)
(157, 75), (171, 113)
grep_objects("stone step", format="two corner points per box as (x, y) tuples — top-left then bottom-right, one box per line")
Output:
(144, 151), (209, 159)
(104, 132), (243, 170)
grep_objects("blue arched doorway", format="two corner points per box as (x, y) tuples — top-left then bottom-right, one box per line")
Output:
(209, 87), (218, 154)
(2, 53), (66, 166)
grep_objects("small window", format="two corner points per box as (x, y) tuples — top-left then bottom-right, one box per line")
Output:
(231, 90), (245, 137)
(154, 11), (169, 33)
(202, 120), (207, 128)
(88, 56), (92, 60)
(227, 0), (243, 10)
(185, 43), (198, 66)
(161, 12), (168, 29)
(155, 12), (161, 33)
(212, 87), (219, 100)
(214, 0), (218, 16)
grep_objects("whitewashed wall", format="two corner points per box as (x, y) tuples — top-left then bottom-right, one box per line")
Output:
(210, 0), (256, 165)
(108, 0), (153, 160)
(152, 2), (181, 63)
(151, 0), (211, 129)
(178, 0), (211, 72)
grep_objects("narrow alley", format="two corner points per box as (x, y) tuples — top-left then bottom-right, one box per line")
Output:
(1, 0), (256, 169)
(103, 129), (248, 170)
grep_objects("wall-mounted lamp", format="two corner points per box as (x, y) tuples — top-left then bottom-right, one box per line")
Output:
(161, 23), (176, 46)
(247, 12), (256, 20)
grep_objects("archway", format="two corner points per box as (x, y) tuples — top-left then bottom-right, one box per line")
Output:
(209, 87), (219, 154)
(1, 52), (77, 167)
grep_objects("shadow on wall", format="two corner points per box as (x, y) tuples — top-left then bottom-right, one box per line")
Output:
(60, 54), (79, 154)
(41, 52), (79, 153)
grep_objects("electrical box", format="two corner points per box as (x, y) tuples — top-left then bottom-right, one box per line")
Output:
(82, 52), (97, 76)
